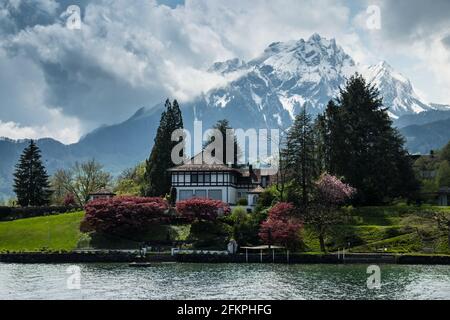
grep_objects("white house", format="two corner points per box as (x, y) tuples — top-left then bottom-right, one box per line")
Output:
(168, 153), (273, 208)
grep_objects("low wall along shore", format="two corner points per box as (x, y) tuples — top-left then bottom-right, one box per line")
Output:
(1, 251), (450, 265)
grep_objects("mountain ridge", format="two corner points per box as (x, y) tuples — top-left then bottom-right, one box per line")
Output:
(1, 34), (449, 199)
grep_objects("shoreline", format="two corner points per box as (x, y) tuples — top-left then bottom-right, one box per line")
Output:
(1, 252), (450, 265)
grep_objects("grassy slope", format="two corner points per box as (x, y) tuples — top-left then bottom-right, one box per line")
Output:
(0, 212), (84, 252)
(302, 205), (450, 254)
(0, 212), (191, 252)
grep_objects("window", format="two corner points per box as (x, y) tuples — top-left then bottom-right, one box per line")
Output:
(179, 190), (194, 200)
(208, 190), (223, 201)
(204, 173), (211, 183)
(191, 174), (198, 183)
(261, 176), (268, 187)
(211, 173), (217, 183)
(198, 174), (204, 183)
(195, 190), (207, 198)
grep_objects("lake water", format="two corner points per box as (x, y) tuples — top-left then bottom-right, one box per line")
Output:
(0, 263), (449, 300)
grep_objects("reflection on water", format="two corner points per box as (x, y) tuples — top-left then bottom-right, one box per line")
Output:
(0, 263), (449, 300)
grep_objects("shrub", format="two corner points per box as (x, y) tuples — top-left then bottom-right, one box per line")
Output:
(230, 206), (248, 223)
(189, 220), (232, 249)
(63, 193), (76, 207)
(237, 198), (248, 206)
(81, 196), (169, 235)
(259, 202), (303, 250)
(229, 206), (259, 246)
(176, 198), (230, 222)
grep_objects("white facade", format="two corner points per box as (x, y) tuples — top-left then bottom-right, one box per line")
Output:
(171, 171), (243, 205)
(169, 154), (271, 206)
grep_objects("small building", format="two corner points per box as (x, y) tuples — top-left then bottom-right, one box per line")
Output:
(88, 188), (116, 202)
(247, 186), (265, 207)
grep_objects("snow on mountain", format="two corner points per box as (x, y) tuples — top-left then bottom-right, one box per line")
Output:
(200, 34), (449, 126)
(194, 33), (357, 130)
(361, 61), (435, 119)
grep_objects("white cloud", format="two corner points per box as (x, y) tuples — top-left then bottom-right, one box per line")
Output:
(1, 0), (360, 143)
(354, 0), (450, 104)
(0, 110), (82, 143)
(0, 0), (449, 145)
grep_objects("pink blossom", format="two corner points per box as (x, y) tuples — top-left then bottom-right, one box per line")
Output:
(315, 173), (356, 204)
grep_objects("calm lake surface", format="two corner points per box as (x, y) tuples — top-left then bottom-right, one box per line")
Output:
(0, 263), (449, 300)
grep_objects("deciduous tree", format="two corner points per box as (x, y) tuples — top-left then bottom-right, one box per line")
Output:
(259, 202), (303, 250)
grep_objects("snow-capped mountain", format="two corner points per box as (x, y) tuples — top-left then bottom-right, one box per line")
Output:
(361, 61), (441, 119)
(190, 33), (356, 130)
(194, 34), (448, 127)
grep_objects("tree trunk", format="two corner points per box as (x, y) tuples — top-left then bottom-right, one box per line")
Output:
(319, 233), (326, 253)
(448, 222), (450, 250)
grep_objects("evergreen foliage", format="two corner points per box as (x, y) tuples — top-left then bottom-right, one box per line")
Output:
(318, 74), (419, 204)
(284, 107), (319, 206)
(143, 99), (184, 196)
(13, 140), (51, 207)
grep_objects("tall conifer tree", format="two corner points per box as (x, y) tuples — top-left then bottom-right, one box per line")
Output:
(143, 99), (183, 197)
(284, 107), (318, 206)
(319, 74), (419, 204)
(13, 140), (51, 207)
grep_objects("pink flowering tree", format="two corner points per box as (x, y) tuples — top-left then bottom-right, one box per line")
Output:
(259, 202), (303, 250)
(307, 173), (356, 252)
(316, 173), (356, 205)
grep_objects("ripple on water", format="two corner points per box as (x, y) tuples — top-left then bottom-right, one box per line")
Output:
(0, 263), (449, 300)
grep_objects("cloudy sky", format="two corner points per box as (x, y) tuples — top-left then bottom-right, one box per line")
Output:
(0, 0), (449, 143)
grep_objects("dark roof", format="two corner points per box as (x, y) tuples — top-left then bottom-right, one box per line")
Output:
(168, 163), (241, 173)
(89, 188), (116, 196)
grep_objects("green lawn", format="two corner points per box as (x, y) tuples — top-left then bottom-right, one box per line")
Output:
(0, 211), (191, 252)
(0, 212), (84, 252)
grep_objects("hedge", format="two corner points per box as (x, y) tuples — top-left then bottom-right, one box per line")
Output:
(0, 206), (82, 221)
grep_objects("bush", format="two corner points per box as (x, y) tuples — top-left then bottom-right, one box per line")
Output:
(81, 196), (169, 235)
(189, 220), (232, 249)
(259, 202), (303, 250)
(176, 198), (230, 222)
(237, 198), (248, 206)
(0, 206), (81, 221)
(63, 194), (77, 207)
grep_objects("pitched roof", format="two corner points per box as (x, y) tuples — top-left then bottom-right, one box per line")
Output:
(248, 186), (265, 194)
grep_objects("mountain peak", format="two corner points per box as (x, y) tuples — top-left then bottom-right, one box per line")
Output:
(376, 60), (393, 71)
(308, 32), (323, 42)
(208, 58), (247, 74)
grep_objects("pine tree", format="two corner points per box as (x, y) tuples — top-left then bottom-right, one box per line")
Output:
(206, 119), (241, 166)
(143, 99), (184, 197)
(284, 107), (318, 206)
(319, 74), (419, 204)
(13, 140), (51, 207)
